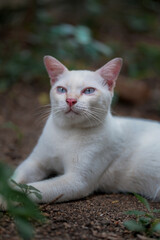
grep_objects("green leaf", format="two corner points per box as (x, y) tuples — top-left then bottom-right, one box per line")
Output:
(27, 185), (41, 193)
(11, 180), (24, 190)
(10, 206), (33, 218)
(19, 184), (29, 190)
(124, 210), (146, 216)
(75, 26), (92, 45)
(15, 217), (34, 240)
(0, 162), (13, 180)
(11, 181), (42, 199)
(134, 193), (151, 212)
(0, 161), (45, 240)
(11, 180), (29, 194)
(93, 41), (113, 57)
(151, 222), (160, 233)
(31, 191), (42, 200)
(153, 209), (160, 213)
(139, 216), (152, 225)
(51, 24), (75, 37)
(123, 220), (145, 232)
(145, 213), (154, 219)
(10, 179), (19, 187)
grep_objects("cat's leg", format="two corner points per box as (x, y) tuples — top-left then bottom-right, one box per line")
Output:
(0, 156), (51, 211)
(0, 158), (47, 211)
(11, 133), (54, 184)
(0, 159), (39, 211)
(0, 152), (52, 211)
(11, 156), (51, 184)
(25, 172), (94, 203)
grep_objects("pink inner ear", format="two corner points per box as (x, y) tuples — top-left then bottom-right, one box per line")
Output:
(44, 56), (68, 85)
(96, 58), (123, 91)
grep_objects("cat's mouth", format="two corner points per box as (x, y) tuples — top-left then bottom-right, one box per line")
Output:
(65, 108), (79, 115)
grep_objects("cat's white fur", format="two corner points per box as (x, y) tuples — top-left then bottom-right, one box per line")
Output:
(9, 56), (160, 203)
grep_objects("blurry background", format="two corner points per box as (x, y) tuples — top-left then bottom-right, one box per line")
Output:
(0, 0), (160, 91)
(0, 0), (160, 162)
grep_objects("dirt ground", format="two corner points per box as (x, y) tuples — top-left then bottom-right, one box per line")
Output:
(0, 80), (160, 240)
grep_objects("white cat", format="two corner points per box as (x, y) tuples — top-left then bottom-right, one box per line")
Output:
(10, 56), (160, 203)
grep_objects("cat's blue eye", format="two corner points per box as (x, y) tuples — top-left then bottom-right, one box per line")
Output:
(83, 88), (95, 95)
(57, 86), (67, 94)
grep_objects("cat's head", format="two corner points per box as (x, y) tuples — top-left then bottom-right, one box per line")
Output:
(44, 56), (122, 128)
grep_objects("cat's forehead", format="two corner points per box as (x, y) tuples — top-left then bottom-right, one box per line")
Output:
(57, 70), (102, 88)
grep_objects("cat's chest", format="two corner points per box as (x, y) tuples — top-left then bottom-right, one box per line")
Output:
(42, 128), (82, 173)
(45, 119), (109, 170)
(44, 124), (83, 163)
(52, 129), (84, 157)
(49, 126), (103, 167)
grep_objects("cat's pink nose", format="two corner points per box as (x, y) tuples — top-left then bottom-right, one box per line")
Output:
(66, 98), (77, 107)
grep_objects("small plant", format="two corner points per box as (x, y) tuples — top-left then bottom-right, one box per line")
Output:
(0, 162), (45, 240)
(11, 179), (42, 201)
(123, 193), (160, 238)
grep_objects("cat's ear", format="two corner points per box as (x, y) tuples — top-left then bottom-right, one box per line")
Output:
(44, 56), (68, 85)
(96, 58), (123, 91)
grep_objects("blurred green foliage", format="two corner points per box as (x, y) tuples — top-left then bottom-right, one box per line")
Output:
(124, 193), (160, 238)
(126, 43), (160, 79)
(0, 22), (113, 91)
(0, 161), (45, 240)
(0, 0), (160, 91)
(49, 24), (113, 61)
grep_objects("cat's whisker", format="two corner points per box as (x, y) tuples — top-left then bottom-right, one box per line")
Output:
(52, 109), (64, 117)
(75, 103), (105, 126)
(90, 114), (105, 126)
(35, 110), (51, 118)
(89, 109), (105, 117)
(38, 104), (51, 108)
(87, 108), (105, 119)
(89, 111), (105, 125)
(90, 106), (107, 113)
(37, 114), (51, 124)
(82, 112), (93, 127)
(89, 115), (104, 126)
(52, 103), (66, 108)
(36, 106), (65, 124)
(51, 104), (67, 112)
(35, 105), (52, 124)
(76, 105), (107, 119)
(111, 109), (120, 117)
(36, 104), (51, 112)
(77, 104), (105, 111)
(84, 110), (105, 126)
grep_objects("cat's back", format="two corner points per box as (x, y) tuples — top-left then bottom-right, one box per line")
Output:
(98, 116), (160, 194)
(115, 115), (160, 135)
(114, 115), (160, 153)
